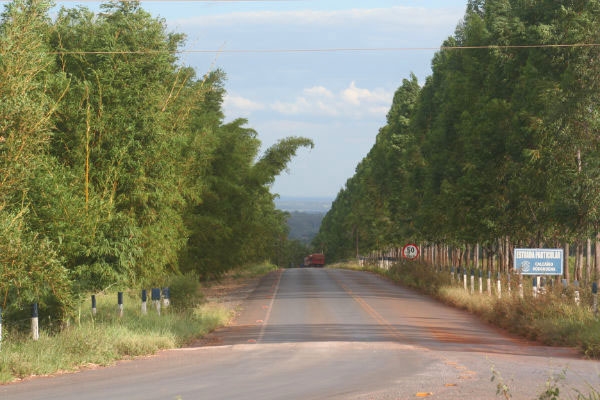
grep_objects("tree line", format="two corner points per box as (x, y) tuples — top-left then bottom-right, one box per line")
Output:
(0, 0), (312, 324)
(315, 0), (600, 285)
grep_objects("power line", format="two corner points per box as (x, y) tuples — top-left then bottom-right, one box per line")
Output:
(47, 43), (600, 55)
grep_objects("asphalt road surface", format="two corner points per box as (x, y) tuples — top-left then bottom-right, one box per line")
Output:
(2, 268), (599, 399)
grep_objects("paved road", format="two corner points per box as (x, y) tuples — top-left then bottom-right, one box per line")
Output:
(2, 268), (599, 399)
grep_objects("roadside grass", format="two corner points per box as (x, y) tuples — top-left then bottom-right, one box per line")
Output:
(0, 264), (274, 384)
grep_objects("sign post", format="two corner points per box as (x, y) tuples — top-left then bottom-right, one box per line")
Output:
(514, 248), (564, 276)
(402, 244), (420, 261)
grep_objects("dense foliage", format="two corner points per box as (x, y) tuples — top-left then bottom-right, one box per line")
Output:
(315, 0), (600, 285)
(0, 0), (312, 324)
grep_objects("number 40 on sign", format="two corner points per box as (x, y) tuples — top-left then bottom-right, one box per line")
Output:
(402, 243), (420, 260)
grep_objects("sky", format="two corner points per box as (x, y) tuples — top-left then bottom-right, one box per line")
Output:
(30, 0), (469, 198)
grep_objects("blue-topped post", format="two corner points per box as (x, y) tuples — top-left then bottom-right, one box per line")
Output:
(450, 266), (455, 283)
(118, 292), (124, 318)
(478, 270), (483, 294)
(532, 277), (538, 298)
(463, 267), (467, 291)
(152, 288), (161, 315)
(592, 282), (598, 318)
(162, 287), (170, 308)
(91, 294), (97, 316)
(32, 303), (39, 341)
(141, 289), (147, 315)
(487, 270), (492, 296)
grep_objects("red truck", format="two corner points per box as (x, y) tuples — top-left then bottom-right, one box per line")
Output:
(304, 253), (325, 268)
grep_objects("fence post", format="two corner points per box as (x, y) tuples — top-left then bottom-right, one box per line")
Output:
(470, 270), (475, 295)
(519, 273), (524, 299)
(162, 287), (170, 308)
(574, 280), (580, 305)
(91, 295), (97, 316)
(31, 303), (39, 341)
(497, 272), (502, 299)
(451, 266), (455, 283)
(593, 282), (598, 318)
(118, 292), (124, 318)
(152, 288), (161, 315)
(478, 270), (483, 294)
(507, 273), (511, 295)
(487, 270), (492, 296)
(141, 289), (147, 315)
(533, 277), (537, 298)
(463, 268), (467, 291)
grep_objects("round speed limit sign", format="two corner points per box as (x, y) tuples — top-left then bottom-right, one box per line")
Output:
(402, 243), (420, 260)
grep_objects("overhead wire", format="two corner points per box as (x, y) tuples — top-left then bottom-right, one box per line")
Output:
(47, 43), (600, 56)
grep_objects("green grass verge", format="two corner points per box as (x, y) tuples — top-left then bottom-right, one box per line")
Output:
(0, 264), (275, 384)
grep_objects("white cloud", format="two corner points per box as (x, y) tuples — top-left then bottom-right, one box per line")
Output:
(223, 94), (265, 116)
(267, 81), (393, 119)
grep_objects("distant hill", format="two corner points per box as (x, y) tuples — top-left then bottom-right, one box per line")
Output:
(275, 196), (332, 213)
(285, 211), (325, 244)
(275, 197), (332, 244)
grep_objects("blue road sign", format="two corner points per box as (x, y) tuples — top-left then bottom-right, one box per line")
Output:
(514, 248), (563, 275)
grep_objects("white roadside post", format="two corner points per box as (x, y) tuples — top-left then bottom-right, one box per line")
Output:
(152, 288), (161, 316)
(162, 287), (170, 308)
(118, 292), (124, 318)
(470, 270), (474, 295)
(519, 273), (524, 299)
(497, 272), (502, 299)
(141, 289), (147, 315)
(91, 294), (97, 316)
(487, 270), (492, 296)
(532, 277), (538, 298)
(31, 303), (39, 341)
(451, 266), (455, 283)
(593, 282), (598, 318)
(574, 280), (580, 306)
(478, 270), (483, 295)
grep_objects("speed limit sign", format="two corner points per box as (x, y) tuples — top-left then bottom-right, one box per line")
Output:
(402, 243), (420, 260)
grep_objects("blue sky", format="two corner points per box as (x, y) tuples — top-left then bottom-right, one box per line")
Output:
(30, 0), (469, 198)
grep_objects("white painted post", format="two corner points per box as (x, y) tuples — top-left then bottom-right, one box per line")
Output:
(162, 287), (170, 308)
(31, 303), (39, 341)
(574, 280), (580, 306)
(152, 288), (161, 316)
(141, 289), (147, 315)
(593, 283), (598, 318)
(497, 272), (502, 299)
(533, 277), (538, 298)
(470, 270), (475, 295)
(478, 270), (483, 295)
(91, 295), (97, 316)
(519, 274), (524, 299)
(463, 268), (467, 291)
(487, 270), (492, 296)
(451, 267), (455, 283)
(118, 292), (124, 318)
